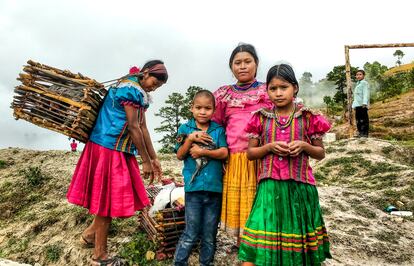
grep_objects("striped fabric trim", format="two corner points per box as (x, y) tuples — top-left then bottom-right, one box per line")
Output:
(114, 122), (133, 153)
(288, 118), (295, 179)
(268, 117), (276, 177)
(241, 226), (329, 252)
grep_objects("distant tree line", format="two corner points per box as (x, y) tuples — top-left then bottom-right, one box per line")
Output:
(156, 50), (414, 152)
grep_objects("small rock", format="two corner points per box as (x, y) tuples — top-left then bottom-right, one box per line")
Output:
(396, 201), (404, 208)
(391, 217), (404, 223)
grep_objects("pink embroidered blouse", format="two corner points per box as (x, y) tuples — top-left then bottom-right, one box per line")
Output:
(212, 81), (272, 153)
(245, 105), (331, 185)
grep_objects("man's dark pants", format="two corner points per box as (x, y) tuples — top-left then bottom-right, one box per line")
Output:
(355, 106), (369, 137)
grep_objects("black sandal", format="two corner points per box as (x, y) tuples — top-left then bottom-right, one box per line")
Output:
(80, 234), (95, 248)
(91, 256), (123, 266)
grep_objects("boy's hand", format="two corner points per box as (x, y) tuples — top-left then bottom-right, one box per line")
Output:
(288, 140), (306, 157)
(188, 131), (212, 145)
(189, 144), (204, 159)
(267, 141), (290, 156)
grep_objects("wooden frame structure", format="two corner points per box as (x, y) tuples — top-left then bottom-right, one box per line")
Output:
(344, 43), (414, 136)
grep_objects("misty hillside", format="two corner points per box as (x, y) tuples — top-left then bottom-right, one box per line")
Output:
(0, 137), (413, 266)
(331, 90), (414, 142)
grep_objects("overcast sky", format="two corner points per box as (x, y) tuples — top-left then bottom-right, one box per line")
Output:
(1, 0), (413, 151)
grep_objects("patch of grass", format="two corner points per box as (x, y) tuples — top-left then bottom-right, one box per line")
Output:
(20, 166), (48, 186)
(21, 211), (37, 222)
(346, 149), (372, 155)
(345, 217), (369, 227)
(341, 191), (354, 197)
(346, 228), (361, 236)
(366, 174), (398, 190)
(45, 244), (62, 262)
(313, 171), (326, 182)
(374, 230), (400, 244)
(109, 219), (122, 236)
(0, 160), (7, 169)
(163, 169), (173, 176)
(32, 215), (60, 234)
(325, 155), (365, 168)
(383, 117), (414, 127)
(0, 249), (6, 257)
(71, 206), (93, 225)
(338, 164), (358, 177)
(347, 197), (362, 206)
(381, 146), (395, 155)
(120, 232), (172, 266)
(365, 162), (404, 176)
(321, 206), (332, 215)
(325, 147), (346, 153)
(0, 181), (45, 219)
(15, 238), (30, 253)
(331, 200), (348, 212)
(368, 184), (414, 211)
(355, 205), (377, 219)
(0, 181), (13, 191)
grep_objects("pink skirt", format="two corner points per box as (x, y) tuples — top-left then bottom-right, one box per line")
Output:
(67, 141), (150, 218)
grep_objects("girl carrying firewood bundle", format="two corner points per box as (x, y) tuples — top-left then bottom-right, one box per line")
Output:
(67, 60), (168, 266)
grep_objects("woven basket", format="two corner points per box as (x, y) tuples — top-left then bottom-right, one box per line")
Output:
(138, 186), (185, 260)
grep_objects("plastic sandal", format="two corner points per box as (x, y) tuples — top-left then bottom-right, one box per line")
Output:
(91, 256), (123, 266)
(80, 234), (95, 248)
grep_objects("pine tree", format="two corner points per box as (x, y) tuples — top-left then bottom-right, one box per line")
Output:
(154, 92), (186, 153)
(154, 86), (204, 153)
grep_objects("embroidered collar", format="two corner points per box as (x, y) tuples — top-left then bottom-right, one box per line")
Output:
(118, 77), (152, 105)
(231, 80), (262, 93)
(187, 118), (221, 133)
(253, 104), (322, 118)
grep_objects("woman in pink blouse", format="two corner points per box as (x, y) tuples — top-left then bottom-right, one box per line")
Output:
(212, 43), (271, 249)
(238, 64), (332, 265)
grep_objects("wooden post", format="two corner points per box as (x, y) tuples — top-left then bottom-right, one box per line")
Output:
(344, 42), (414, 138)
(344, 45), (353, 137)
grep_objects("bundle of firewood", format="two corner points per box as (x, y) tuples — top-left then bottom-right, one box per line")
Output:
(138, 186), (185, 260)
(11, 60), (107, 143)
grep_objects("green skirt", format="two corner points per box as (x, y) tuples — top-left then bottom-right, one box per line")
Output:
(238, 179), (331, 265)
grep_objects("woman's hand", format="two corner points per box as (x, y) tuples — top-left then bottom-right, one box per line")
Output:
(142, 161), (154, 182)
(188, 131), (212, 145)
(288, 140), (307, 157)
(189, 144), (204, 159)
(266, 141), (290, 156)
(151, 159), (163, 184)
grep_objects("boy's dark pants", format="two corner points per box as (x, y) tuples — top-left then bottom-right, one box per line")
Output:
(355, 106), (369, 137)
(174, 191), (222, 266)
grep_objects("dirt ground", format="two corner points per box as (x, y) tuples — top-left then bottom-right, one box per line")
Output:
(0, 136), (413, 266)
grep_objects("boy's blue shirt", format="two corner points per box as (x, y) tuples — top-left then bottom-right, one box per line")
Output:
(175, 119), (227, 193)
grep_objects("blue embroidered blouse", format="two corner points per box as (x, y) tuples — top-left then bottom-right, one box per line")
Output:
(89, 77), (150, 155)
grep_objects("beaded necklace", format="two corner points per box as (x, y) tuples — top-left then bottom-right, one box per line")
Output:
(274, 104), (296, 129)
(232, 80), (258, 92)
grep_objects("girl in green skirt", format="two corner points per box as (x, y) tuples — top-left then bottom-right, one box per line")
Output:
(238, 64), (332, 265)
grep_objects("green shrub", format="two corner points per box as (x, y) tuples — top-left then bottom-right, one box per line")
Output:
(119, 232), (171, 265)
(21, 166), (47, 186)
(0, 160), (7, 169)
(45, 244), (62, 262)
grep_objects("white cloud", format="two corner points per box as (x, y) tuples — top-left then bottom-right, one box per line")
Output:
(1, 0), (413, 150)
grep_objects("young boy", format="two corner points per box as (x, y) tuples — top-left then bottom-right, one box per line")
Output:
(174, 90), (228, 266)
